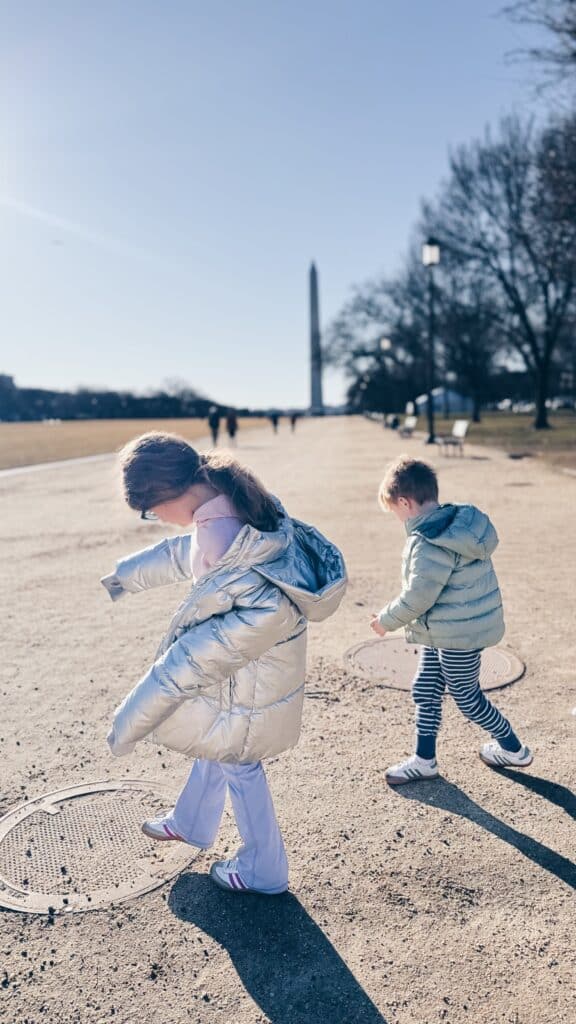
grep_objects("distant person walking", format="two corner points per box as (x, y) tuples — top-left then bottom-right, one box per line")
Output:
(269, 412), (280, 434)
(208, 406), (221, 446)
(290, 413), (299, 433)
(225, 409), (238, 447)
(101, 432), (347, 894)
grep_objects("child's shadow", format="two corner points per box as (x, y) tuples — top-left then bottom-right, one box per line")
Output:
(169, 873), (388, 1024)
(494, 768), (576, 819)
(395, 773), (576, 890)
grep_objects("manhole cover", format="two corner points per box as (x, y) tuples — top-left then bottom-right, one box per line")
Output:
(345, 638), (525, 692)
(0, 780), (198, 915)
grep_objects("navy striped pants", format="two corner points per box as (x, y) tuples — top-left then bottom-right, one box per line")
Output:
(413, 647), (515, 742)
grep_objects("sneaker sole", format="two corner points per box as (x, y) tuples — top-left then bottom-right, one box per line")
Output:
(141, 823), (187, 843)
(209, 864), (288, 895)
(386, 772), (440, 787)
(479, 752), (534, 770)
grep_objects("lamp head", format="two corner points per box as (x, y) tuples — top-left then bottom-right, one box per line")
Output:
(422, 237), (441, 266)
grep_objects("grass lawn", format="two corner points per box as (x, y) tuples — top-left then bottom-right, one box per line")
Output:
(0, 417), (267, 470)
(2, 412), (574, 473)
(419, 411), (576, 472)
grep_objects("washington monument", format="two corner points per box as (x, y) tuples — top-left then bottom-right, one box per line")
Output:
(309, 262), (324, 415)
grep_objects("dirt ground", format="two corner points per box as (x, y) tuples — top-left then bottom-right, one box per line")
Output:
(0, 416), (574, 1024)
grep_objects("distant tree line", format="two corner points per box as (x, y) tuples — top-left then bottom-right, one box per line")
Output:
(326, 5), (576, 429)
(0, 374), (244, 422)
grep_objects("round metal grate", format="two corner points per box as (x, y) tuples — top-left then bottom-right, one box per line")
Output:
(344, 637), (525, 692)
(0, 780), (198, 915)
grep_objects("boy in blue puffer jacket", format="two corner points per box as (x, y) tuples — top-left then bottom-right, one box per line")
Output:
(370, 456), (532, 784)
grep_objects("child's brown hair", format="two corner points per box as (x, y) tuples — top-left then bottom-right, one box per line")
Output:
(119, 432), (282, 531)
(379, 455), (439, 509)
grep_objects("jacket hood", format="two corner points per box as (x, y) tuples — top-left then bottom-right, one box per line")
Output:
(204, 499), (347, 622)
(407, 503), (498, 561)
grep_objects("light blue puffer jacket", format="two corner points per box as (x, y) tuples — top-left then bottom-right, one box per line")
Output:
(378, 504), (504, 650)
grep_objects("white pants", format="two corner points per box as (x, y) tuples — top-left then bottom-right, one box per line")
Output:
(170, 759), (289, 892)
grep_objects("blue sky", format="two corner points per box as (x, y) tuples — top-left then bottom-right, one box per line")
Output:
(0, 1), (542, 408)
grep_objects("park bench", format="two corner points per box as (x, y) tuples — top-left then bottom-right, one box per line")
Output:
(399, 415), (417, 437)
(438, 419), (469, 456)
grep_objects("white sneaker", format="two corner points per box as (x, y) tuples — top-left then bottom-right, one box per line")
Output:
(141, 815), (189, 844)
(385, 754), (439, 786)
(480, 742), (533, 769)
(209, 859), (288, 895)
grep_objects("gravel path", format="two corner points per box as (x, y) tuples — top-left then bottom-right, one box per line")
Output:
(0, 417), (574, 1024)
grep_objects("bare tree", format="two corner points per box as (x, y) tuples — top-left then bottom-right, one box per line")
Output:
(324, 262), (430, 411)
(504, 1), (576, 86)
(435, 265), (503, 423)
(425, 116), (576, 428)
(324, 277), (397, 372)
(162, 377), (207, 415)
(325, 245), (508, 419)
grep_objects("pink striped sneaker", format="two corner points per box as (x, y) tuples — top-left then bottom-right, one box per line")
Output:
(141, 816), (188, 843)
(209, 859), (288, 895)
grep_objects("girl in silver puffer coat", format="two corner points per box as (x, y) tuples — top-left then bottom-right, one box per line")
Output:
(102, 431), (346, 894)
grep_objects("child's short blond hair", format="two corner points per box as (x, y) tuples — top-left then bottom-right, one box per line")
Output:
(379, 456), (439, 510)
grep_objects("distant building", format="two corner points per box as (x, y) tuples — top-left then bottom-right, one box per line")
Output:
(414, 387), (473, 416)
(323, 403), (351, 416)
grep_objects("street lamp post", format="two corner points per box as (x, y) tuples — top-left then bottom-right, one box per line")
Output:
(378, 336), (393, 423)
(422, 237), (441, 444)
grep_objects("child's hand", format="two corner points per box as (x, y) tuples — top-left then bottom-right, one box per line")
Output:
(106, 727), (136, 757)
(101, 573), (127, 602)
(370, 615), (387, 637)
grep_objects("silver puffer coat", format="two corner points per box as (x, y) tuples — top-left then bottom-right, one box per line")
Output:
(102, 507), (347, 763)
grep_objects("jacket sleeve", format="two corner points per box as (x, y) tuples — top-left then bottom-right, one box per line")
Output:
(107, 583), (301, 755)
(101, 535), (193, 602)
(378, 538), (455, 631)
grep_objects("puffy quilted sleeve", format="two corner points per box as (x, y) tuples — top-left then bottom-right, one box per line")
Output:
(101, 535), (193, 602)
(378, 537), (455, 631)
(107, 581), (302, 755)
